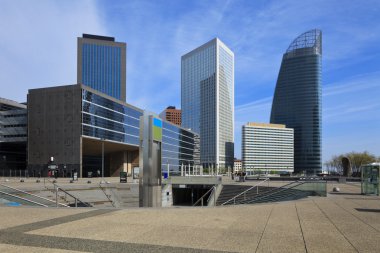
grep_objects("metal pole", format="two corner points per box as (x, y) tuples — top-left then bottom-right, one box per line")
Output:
(56, 187), (59, 208)
(102, 140), (104, 182)
(214, 186), (216, 206)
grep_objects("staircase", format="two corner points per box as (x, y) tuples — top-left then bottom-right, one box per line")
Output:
(0, 183), (69, 207)
(218, 181), (321, 206)
(216, 185), (276, 205)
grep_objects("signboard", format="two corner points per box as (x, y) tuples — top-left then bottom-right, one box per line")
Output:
(133, 167), (140, 179)
(120, 172), (127, 183)
(152, 118), (162, 142)
(73, 172), (78, 181)
(48, 164), (58, 170)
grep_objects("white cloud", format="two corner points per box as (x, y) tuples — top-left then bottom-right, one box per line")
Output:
(0, 0), (106, 102)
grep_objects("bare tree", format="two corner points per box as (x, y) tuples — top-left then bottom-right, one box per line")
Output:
(325, 151), (377, 176)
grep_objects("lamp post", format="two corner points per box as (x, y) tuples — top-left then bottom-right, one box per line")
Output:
(101, 138), (105, 184)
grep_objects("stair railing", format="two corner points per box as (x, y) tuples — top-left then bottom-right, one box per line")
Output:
(99, 183), (116, 207)
(221, 178), (269, 206)
(193, 186), (216, 207)
(245, 181), (306, 204)
(44, 179), (91, 208)
(54, 185), (91, 208)
(0, 183), (69, 207)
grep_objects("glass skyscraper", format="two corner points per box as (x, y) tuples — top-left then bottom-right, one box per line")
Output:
(77, 34), (126, 101)
(181, 38), (234, 169)
(270, 29), (322, 174)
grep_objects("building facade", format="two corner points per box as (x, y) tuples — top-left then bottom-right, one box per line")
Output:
(270, 29), (322, 174)
(77, 34), (126, 101)
(242, 123), (294, 173)
(27, 84), (199, 177)
(0, 98), (27, 173)
(159, 106), (181, 126)
(233, 159), (242, 173)
(181, 38), (234, 170)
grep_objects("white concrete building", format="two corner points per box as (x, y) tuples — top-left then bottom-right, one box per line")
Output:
(242, 123), (294, 173)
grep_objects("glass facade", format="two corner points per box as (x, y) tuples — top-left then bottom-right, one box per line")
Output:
(270, 29), (322, 174)
(81, 90), (142, 146)
(81, 43), (122, 100)
(0, 98), (27, 172)
(81, 88), (199, 174)
(218, 45), (234, 167)
(181, 38), (234, 169)
(161, 121), (199, 174)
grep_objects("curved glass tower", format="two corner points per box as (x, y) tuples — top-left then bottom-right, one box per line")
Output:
(270, 29), (322, 174)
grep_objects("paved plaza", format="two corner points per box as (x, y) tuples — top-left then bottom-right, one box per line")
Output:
(0, 181), (379, 252)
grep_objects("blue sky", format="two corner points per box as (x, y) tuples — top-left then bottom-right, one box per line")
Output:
(1, 0), (379, 165)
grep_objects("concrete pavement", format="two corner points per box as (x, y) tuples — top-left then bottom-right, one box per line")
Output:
(0, 182), (379, 252)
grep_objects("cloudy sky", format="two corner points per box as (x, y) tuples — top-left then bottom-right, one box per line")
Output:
(1, 0), (379, 164)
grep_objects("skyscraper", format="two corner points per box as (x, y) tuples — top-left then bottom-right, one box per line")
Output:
(181, 38), (234, 169)
(270, 29), (322, 174)
(77, 34), (126, 101)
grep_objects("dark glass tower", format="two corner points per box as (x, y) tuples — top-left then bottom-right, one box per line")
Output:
(77, 34), (126, 101)
(270, 29), (322, 174)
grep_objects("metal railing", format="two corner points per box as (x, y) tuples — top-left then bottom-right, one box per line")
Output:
(221, 178), (270, 205)
(99, 183), (116, 207)
(193, 186), (216, 207)
(0, 183), (69, 207)
(244, 181), (306, 204)
(45, 180), (91, 208)
(53, 185), (91, 208)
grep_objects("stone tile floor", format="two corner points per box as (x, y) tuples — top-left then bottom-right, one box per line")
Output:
(0, 181), (379, 252)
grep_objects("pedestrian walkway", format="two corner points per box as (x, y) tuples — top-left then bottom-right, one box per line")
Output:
(0, 182), (379, 252)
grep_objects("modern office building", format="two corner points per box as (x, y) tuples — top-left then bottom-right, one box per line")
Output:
(77, 34), (126, 101)
(270, 29), (322, 174)
(181, 38), (234, 170)
(242, 123), (294, 173)
(159, 106), (181, 126)
(0, 98), (27, 173)
(27, 84), (199, 177)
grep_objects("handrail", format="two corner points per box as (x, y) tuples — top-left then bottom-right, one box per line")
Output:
(207, 185), (217, 204)
(221, 178), (269, 206)
(0, 190), (48, 207)
(245, 181), (305, 204)
(54, 185), (91, 207)
(46, 180), (91, 208)
(99, 183), (116, 207)
(193, 186), (216, 206)
(0, 183), (69, 207)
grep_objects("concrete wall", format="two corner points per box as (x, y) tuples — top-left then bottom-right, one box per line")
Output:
(27, 85), (82, 176)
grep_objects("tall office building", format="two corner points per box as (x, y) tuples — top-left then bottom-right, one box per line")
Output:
(181, 38), (234, 169)
(77, 34), (126, 101)
(270, 29), (322, 174)
(242, 123), (294, 173)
